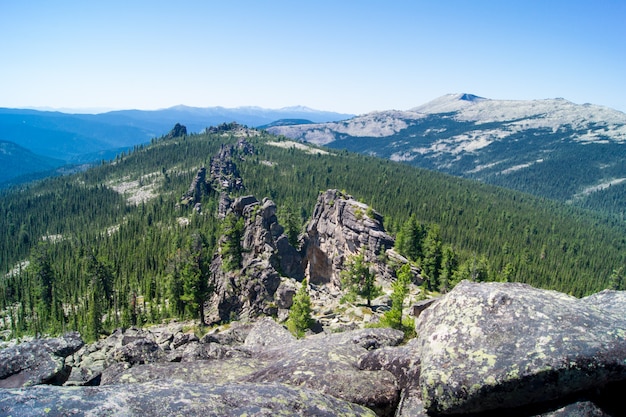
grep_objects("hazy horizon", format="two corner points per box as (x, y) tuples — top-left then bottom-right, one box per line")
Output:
(2, 1), (625, 114)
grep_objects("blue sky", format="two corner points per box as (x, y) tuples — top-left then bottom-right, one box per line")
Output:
(1, 1), (624, 114)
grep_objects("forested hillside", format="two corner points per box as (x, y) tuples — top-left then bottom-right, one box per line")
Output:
(1, 127), (625, 339)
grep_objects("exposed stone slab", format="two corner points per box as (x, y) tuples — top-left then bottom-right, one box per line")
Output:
(0, 381), (378, 417)
(414, 280), (626, 415)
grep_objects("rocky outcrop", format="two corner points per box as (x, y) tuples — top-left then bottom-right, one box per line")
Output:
(180, 166), (211, 207)
(0, 381), (377, 417)
(164, 122), (187, 139)
(300, 189), (400, 288)
(92, 320), (403, 416)
(209, 139), (254, 193)
(411, 280), (626, 415)
(181, 139), (255, 211)
(0, 332), (83, 388)
(244, 327), (404, 416)
(204, 195), (304, 324)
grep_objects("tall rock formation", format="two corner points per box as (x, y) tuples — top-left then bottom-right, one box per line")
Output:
(300, 189), (400, 288)
(204, 196), (304, 325)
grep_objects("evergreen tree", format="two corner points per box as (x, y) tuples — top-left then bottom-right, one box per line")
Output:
(422, 224), (443, 291)
(381, 263), (411, 329)
(30, 242), (55, 322)
(498, 262), (515, 283)
(608, 267), (625, 290)
(394, 215), (425, 261)
(280, 200), (301, 248)
(168, 232), (212, 323)
(340, 248), (382, 307)
(439, 245), (457, 293)
(221, 213), (244, 272)
(286, 279), (313, 338)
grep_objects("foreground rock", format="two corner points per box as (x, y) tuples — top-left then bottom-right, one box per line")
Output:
(0, 381), (377, 417)
(4, 282), (626, 416)
(413, 280), (626, 415)
(101, 319), (402, 416)
(0, 332), (83, 388)
(245, 327), (404, 416)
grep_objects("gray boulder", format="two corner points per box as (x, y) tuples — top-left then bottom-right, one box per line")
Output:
(414, 280), (626, 415)
(581, 289), (626, 319)
(100, 357), (266, 386)
(244, 316), (296, 349)
(200, 321), (254, 345)
(0, 381), (377, 417)
(107, 338), (163, 366)
(0, 332), (83, 388)
(244, 328), (404, 416)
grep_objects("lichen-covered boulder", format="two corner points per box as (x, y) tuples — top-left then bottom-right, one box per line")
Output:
(358, 344), (420, 389)
(414, 280), (626, 415)
(581, 289), (626, 319)
(106, 338), (163, 366)
(200, 321), (254, 345)
(100, 358), (267, 386)
(244, 328), (403, 416)
(243, 316), (296, 349)
(0, 332), (83, 388)
(0, 381), (378, 417)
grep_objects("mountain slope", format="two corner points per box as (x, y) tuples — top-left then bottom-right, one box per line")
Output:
(0, 140), (66, 184)
(266, 94), (626, 216)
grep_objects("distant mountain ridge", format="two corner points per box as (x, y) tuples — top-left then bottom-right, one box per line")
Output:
(266, 94), (626, 216)
(0, 105), (353, 186)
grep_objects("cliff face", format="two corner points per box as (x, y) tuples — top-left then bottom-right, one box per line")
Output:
(300, 189), (398, 288)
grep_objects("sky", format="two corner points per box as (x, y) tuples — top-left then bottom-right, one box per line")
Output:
(1, 1), (625, 115)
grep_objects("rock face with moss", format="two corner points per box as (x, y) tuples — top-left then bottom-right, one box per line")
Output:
(300, 189), (396, 288)
(412, 280), (626, 415)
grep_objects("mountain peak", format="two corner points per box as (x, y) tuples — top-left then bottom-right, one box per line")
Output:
(458, 93), (484, 102)
(411, 93), (487, 114)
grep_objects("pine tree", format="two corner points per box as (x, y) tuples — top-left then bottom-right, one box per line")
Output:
(221, 213), (244, 272)
(422, 224), (443, 291)
(281, 200), (301, 247)
(30, 243), (55, 321)
(340, 248), (382, 307)
(394, 215), (425, 262)
(287, 279), (313, 338)
(381, 263), (411, 329)
(439, 245), (457, 293)
(608, 267), (625, 290)
(173, 233), (211, 323)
